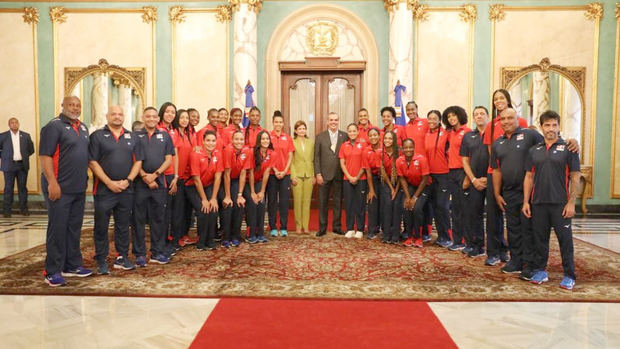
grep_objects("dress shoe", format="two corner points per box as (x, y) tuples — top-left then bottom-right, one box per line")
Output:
(332, 230), (344, 235)
(315, 231), (326, 237)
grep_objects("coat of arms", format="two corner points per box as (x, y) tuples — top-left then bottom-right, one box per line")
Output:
(306, 21), (338, 56)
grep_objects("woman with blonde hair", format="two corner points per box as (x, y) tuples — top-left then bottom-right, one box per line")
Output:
(290, 120), (315, 234)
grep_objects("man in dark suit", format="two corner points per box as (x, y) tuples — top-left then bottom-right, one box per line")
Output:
(0, 117), (35, 217)
(314, 112), (347, 237)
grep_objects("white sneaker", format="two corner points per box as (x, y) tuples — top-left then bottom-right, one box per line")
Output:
(345, 230), (355, 238)
(354, 231), (363, 239)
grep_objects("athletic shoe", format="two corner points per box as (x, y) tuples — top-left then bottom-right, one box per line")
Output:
(422, 234), (432, 243)
(215, 231), (223, 242)
(135, 256), (147, 268)
(366, 232), (377, 240)
(207, 243), (218, 250)
(381, 238), (389, 244)
(501, 261), (522, 274)
(270, 230), (278, 237)
(196, 244), (208, 250)
(258, 236), (269, 243)
(530, 270), (549, 285)
(345, 230), (355, 238)
(231, 239), (241, 247)
(44, 272), (66, 287)
(484, 256), (501, 266)
(114, 256), (136, 271)
(149, 254), (170, 265)
(559, 276), (575, 290)
(436, 239), (453, 248)
(462, 246), (474, 255)
(448, 243), (465, 251)
(519, 269), (534, 281)
(221, 240), (231, 248)
(97, 263), (110, 275)
(403, 237), (413, 247)
(61, 266), (93, 277)
(281, 230), (289, 237)
(354, 231), (363, 239)
(413, 238), (423, 248)
(246, 236), (259, 244)
(467, 247), (486, 258)
(500, 251), (510, 263)
(181, 235), (199, 245)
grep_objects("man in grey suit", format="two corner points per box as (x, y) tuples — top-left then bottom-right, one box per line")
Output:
(0, 117), (35, 217)
(314, 112), (347, 237)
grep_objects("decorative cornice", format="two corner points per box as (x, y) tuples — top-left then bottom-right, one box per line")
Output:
(229, 0), (263, 14)
(383, 0), (418, 13)
(169, 5), (186, 23)
(616, 3), (620, 19)
(585, 2), (603, 21)
(23, 7), (39, 24)
(49, 6), (66, 24)
(411, 2), (429, 21)
(459, 3), (477, 22)
(141, 6), (157, 23)
(216, 4), (232, 22)
(488, 4), (505, 21)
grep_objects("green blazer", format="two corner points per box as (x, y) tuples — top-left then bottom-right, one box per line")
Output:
(291, 137), (314, 178)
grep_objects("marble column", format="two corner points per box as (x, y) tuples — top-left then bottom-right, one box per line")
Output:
(118, 84), (134, 130)
(91, 72), (109, 131)
(233, 2), (258, 111)
(387, 1), (413, 119)
(533, 71), (550, 122)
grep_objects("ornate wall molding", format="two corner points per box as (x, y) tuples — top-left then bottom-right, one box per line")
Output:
(501, 58), (585, 96)
(216, 5), (232, 22)
(229, 0), (263, 13)
(169, 5), (186, 23)
(306, 21), (339, 56)
(49, 6), (66, 23)
(489, 4), (505, 21)
(141, 6), (157, 23)
(23, 7), (39, 24)
(460, 4), (477, 22)
(411, 2), (429, 21)
(585, 2), (603, 21)
(616, 2), (620, 19)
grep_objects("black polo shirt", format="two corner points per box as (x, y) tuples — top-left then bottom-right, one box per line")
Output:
(39, 114), (90, 194)
(135, 129), (175, 187)
(459, 128), (488, 178)
(524, 139), (580, 205)
(89, 125), (143, 194)
(491, 127), (543, 193)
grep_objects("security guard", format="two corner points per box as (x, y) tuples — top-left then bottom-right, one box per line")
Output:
(89, 105), (143, 274)
(40, 96), (92, 286)
(491, 108), (543, 278)
(133, 107), (174, 266)
(522, 110), (580, 290)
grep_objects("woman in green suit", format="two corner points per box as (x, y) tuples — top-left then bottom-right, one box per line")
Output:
(291, 121), (315, 234)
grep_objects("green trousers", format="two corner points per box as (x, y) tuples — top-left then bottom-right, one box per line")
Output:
(292, 176), (314, 231)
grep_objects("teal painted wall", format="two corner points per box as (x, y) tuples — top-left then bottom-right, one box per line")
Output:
(1, 0), (618, 205)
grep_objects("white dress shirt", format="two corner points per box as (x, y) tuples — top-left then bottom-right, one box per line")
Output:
(328, 129), (338, 153)
(10, 131), (22, 161)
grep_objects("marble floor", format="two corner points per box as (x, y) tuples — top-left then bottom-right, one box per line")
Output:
(0, 215), (619, 348)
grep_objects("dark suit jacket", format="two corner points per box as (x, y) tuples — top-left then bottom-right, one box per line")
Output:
(0, 130), (35, 171)
(314, 129), (347, 181)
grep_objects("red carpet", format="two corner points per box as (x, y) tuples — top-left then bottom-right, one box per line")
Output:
(190, 299), (457, 349)
(285, 209), (359, 231)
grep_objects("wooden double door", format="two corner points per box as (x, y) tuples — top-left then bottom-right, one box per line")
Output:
(281, 71), (363, 137)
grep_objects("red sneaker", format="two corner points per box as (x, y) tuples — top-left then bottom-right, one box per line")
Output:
(414, 238), (423, 248)
(403, 237), (413, 247)
(182, 235), (198, 245)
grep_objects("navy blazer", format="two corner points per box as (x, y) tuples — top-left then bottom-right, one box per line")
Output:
(0, 130), (35, 171)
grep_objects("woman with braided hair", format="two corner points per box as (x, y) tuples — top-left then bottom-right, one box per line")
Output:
(379, 127), (403, 244)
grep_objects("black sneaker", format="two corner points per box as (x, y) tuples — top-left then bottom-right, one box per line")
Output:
(501, 261), (522, 274)
(500, 251), (510, 263)
(467, 247), (486, 258)
(519, 269), (534, 281)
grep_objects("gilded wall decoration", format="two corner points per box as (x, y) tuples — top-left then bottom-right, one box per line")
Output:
(585, 2), (603, 21)
(49, 7), (66, 23)
(169, 6), (186, 24)
(229, 0), (263, 13)
(489, 4), (505, 21)
(306, 21), (339, 56)
(460, 4), (477, 22)
(141, 6), (157, 24)
(216, 5), (233, 23)
(411, 2), (429, 21)
(22, 7), (39, 24)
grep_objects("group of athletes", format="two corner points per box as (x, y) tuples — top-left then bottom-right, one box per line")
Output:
(40, 88), (580, 290)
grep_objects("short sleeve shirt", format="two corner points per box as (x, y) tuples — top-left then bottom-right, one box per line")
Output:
(223, 144), (252, 179)
(363, 147), (382, 176)
(39, 114), (90, 194)
(186, 149), (224, 187)
(424, 128), (450, 174)
(459, 129), (488, 178)
(270, 131), (295, 174)
(405, 118), (429, 156)
(249, 149), (277, 183)
(338, 140), (367, 180)
(135, 129), (174, 188)
(524, 139), (580, 204)
(396, 154), (430, 187)
(171, 131), (195, 180)
(491, 127), (544, 193)
(381, 124), (407, 147)
(447, 125), (471, 169)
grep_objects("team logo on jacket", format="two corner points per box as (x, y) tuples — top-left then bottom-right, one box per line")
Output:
(156, 134), (163, 139)
(213, 156), (218, 163)
(281, 136), (287, 140)
(459, 130), (465, 136)
(413, 160), (419, 166)
(266, 155), (270, 160)
(124, 134), (131, 139)
(81, 125), (86, 131)
(557, 145), (565, 151)
(65, 126), (70, 130)
(240, 154), (246, 160)
(418, 121), (423, 126)
(516, 134), (524, 141)
(357, 143), (362, 149)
